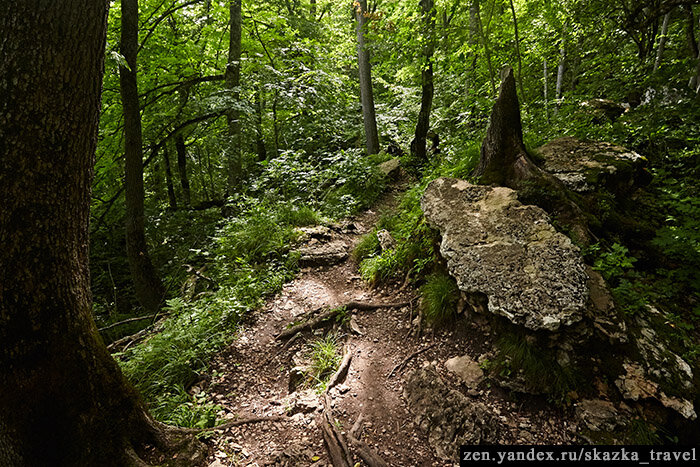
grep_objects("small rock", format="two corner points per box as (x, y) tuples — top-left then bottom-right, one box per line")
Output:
(575, 399), (623, 432)
(376, 229), (396, 251)
(378, 158), (400, 177)
(445, 355), (484, 389)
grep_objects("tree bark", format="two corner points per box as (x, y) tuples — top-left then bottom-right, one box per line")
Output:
(411, 0), (436, 163)
(690, 10), (700, 93)
(654, 12), (672, 72)
(473, 0), (496, 95)
(120, 0), (166, 314)
(685, 5), (699, 59)
(508, 0), (525, 100)
(473, 67), (590, 244)
(556, 25), (566, 101)
(0, 2), (199, 464)
(226, 0), (243, 190)
(543, 59), (550, 122)
(163, 145), (179, 210)
(355, 0), (380, 155)
(176, 135), (192, 207)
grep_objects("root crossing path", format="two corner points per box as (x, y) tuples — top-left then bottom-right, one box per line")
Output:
(204, 183), (575, 466)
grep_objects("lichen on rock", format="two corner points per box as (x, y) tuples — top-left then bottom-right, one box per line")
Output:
(536, 137), (647, 195)
(421, 177), (589, 331)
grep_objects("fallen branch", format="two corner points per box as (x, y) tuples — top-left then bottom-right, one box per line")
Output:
(98, 314), (157, 332)
(276, 300), (410, 340)
(387, 343), (437, 378)
(176, 415), (286, 434)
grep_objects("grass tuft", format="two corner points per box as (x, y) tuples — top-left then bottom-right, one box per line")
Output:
(420, 272), (459, 325)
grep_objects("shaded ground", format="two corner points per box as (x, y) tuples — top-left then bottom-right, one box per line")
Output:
(203, 180), (577, 466)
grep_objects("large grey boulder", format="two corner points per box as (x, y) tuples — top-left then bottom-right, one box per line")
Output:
(537, 137), (647, 195)
(404, 364), (499, 460)
(421, 178), (589, 331)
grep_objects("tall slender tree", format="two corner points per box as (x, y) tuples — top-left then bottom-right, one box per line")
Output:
(176, 135), (192, 207)
(354, 0), (380, 155)
(226, 0), (243, 191)
(120, 0), (166, 313)
(0, 2), (201, 464)
(411, 0), (437, 163)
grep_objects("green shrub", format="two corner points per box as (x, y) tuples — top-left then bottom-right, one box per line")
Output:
(215, 206), (294, 265)
(420, 273), (459, 325)
(352, 231), (381, 262)
(276, 203), (322, 227)
(359, 250), (401, 284)
(592, 242), (637, 283)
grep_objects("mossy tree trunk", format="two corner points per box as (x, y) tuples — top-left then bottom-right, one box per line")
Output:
(0, 2), (199, 464)
(120, 0), (166, 313)
(473, 67), (591, 244)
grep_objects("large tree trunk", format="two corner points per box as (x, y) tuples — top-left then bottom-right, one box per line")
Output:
(473, 67), (590, 244)
(410, 0), (436, 163)
(176, 135), (192, 207)
(226, 0), (243, 190)
(0, 2), (200, 464)
(120, 0), (166, 313)
(354, 0), (380, 155)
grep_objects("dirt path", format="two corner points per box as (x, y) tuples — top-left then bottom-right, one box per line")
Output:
(204, 182), (576, 466)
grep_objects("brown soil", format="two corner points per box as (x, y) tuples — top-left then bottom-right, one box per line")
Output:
(203, 179), (576, 466)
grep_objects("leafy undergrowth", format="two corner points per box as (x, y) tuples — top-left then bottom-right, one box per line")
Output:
(110, 150), (390, 427)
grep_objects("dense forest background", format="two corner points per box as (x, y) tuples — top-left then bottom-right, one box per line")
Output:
(87, 0), (700, 439)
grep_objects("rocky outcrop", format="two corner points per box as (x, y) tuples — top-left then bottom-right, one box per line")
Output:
(421, 178), (589, 331)
(404, 364), (499, 460)
(536, 137), (647, 195)
(614, 311), (697, 420)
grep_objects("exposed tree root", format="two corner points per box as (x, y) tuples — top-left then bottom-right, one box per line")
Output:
(387, 343), (437, 378)
(319, 393), (352, 467)
(348, 414), (389, 467)
(318, 347), (388, 467)
(328, 345), (353, 390)
(276, 300), (410, 340)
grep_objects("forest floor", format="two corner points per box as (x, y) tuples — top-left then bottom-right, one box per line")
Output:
(203, 178), (578, 466)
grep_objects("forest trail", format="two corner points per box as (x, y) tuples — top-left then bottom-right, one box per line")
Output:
(204, 180), (575, 466)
